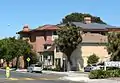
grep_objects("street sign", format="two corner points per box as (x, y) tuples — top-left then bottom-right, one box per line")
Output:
(105, 61), (120, 67)
(27, 57), (31, 62)
(104, 61), (120, 71)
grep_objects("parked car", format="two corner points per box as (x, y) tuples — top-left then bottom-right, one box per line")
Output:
(27, 64), (43, 73)
(84, 65), (102, 72)
(84, 65), (93, 72)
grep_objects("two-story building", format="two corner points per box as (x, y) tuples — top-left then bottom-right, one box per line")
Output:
(17, 17), (120, 70)
(17, 24), (63, 68)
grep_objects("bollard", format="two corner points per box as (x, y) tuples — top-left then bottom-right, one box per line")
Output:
(6, 66), (10, 78)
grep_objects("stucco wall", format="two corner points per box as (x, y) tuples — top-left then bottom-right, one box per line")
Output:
(81, 44), (110, 67)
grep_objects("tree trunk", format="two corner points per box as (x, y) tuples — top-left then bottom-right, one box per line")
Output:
(65, 48), (74, 71)
(67, 61), (71, 71)
(15, 57), (19, 69)
(66, 54), (72, 71)
(6, 61), (9, 67)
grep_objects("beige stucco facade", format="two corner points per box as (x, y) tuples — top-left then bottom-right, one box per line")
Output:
(52, 44), (110, 68)
(81, 44), (110, 67)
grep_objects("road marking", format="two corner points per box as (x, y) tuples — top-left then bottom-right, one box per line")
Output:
(6, 77), (57, 81)
(39, 78), (49, 80)
(8, 78), (19, 80)
(23, 78), (35, 80)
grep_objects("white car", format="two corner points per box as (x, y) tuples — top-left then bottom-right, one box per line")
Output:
(91, 66), (101, 70)
(27, 64), (43, 73)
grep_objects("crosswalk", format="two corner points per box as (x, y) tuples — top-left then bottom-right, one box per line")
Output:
(5, 77), (57, 81)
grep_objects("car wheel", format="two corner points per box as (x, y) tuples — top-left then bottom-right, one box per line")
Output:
(39, 71), (42, 73)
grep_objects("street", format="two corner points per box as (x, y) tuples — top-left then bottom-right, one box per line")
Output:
(0, 69), (83, 83)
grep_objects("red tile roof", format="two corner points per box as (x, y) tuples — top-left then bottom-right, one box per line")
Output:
(35, 25), (59, 31)
(17, 24), (59, 34)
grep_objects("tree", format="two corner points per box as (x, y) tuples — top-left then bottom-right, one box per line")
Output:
(107, 32), (120, 61)
(0, 37), (32, 68)
(24, 51), (38, 68)
(0, 37), (16, 66)
(13, 39), (32, 69)
(62, 12), (106, 24)
(55, 24), (82, 70)
(87, 54), (99, 65)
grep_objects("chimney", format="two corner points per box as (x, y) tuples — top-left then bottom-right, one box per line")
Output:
(84, 17), (91, 24)
(23, 24), (30, 32)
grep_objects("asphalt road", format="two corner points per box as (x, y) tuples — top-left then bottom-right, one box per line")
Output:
(0, 69), (84, 83)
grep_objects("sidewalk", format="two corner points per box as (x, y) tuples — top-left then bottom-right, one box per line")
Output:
(60, 73), (120, 83)
(43, 70), (120, 83)
(60, 76), (120, 83)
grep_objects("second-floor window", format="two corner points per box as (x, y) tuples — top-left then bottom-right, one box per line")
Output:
(44, 45), (47, 49)
(56, 46), (60, 52)
(53, 31), (57, 35)
(30, 35), (36, 42)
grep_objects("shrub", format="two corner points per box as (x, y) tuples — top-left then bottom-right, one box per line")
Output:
(89, 70), (106, 79)
(87, 54), (99, 65)
(89, 69), (120, 79)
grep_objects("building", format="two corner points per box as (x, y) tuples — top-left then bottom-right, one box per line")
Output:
(17, 24), (63, 69)
(17, 17), (120, 70)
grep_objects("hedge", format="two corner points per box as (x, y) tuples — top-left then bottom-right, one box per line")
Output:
(89, 69), (120, 79)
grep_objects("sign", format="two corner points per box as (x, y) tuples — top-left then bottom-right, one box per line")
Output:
(6, 66), (10, 78)
(27, 57), (31, 62)
(105, 61), (120, 67)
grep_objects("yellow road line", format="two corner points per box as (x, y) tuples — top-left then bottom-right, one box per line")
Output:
(23, 78), (35, 80)
(8, 78), (19, 80)
(6, 77), (57, 81)
(39, 78), (48, 80)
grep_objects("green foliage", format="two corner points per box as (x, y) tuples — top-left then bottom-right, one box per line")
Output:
(55, 24), (82, 63)
(0, 37), (16, 63)
(87, 54), (99, 65)
(30, 52), (38, 64)
(89, 70), (106, 79)
(24, 51), (38, 67)
(107, 32), (120, 61)
(0, 37), (32, 67)
(62, 12), (106, 24)
(89, 69), (120, 79)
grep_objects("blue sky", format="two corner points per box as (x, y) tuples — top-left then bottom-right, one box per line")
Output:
(0, 0), (120, 38)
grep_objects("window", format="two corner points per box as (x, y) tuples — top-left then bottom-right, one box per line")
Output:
(53, 31), (57, 35)
(30, 35), (36, 42)
(56, 46), (60, 52)
(44, 45), (47, 49)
